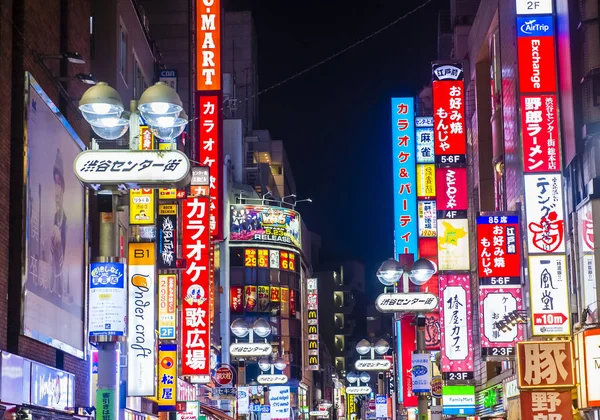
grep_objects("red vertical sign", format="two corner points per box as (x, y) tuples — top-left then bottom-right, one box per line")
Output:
(181, 196), (211, 376)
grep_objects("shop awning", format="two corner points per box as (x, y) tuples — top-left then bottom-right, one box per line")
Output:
(200, 403), (235, 420)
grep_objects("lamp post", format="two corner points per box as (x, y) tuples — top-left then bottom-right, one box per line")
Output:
(376, 258), (437, 420)
(77, 81), (187, 419)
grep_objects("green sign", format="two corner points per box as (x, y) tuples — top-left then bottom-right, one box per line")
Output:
(483, 387), (498, 409)
(96, 389), (115, 420)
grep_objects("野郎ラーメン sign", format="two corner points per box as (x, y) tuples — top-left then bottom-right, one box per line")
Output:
(158, 274), (177, 340)
(89, 262), (126, 337)
(528, 255), (570, 336)
(181, 197), (211, 377)
(439, 274), (473, 376)
(476, 214), (522, 286)
(517, 341), (574, 388)
(520, 95), (560, 172)
(196, 0), (220, 90)
(391, 97), (417, 257)
(127, 243), (157, 397)
(520, 390), (573, 420)
(230, 205), (301, 250)
(158, 344), (177, 411)
(74, 149), (191, 186)
(479, 288), (524, 355)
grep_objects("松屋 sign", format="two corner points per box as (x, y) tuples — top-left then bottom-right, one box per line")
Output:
(196, 0), (220, 90)
(74, 150), (191, 186)
(375, 292), (438, 312)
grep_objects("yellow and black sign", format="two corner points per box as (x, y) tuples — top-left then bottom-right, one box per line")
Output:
(158, 204), (177, 215)
(130, 189), (155, 225)
(308, 325), (317, 335)
(308, 355), (318, 366)
(308, 340), (318, 350)
(308, 310), (318, 320)
(158, 188), (177, 200)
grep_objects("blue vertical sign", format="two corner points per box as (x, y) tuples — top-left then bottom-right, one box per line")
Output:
(391, 98), (417, 257)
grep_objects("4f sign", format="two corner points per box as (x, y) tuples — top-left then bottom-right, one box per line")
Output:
(516, 0), (553, 15)
(196, 0), (221, 90)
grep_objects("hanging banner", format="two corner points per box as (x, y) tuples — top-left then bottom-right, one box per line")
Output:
(181, 197), (211, 377)
(290, 289), (297, 316)
(158, 274), (177, 340)
(476, 214), (522, 286)
(411, 353), (431, 393)
(158, 344), (177, 411)
(529, 255), (570, 336)
(577, 201), (598, 324)
(437, 219), (470, 271)
(258, 286), (270, 312)
(391, 97), (418, 257)
(127, 242), (157, 396)
(516, 17), (557, 93)
(375, 395), (387, 419)
(230, 286), (243, 314)
(89, 262), (126, 338)
(130, 188), (155, 225)
(157, 214), (177, 269)
(479, 287), (524, 357)
(524, 173), (565, 253)
(270, 286), (281, 303)
(517, 341), (574, 388)
(439, 274), (474, 380)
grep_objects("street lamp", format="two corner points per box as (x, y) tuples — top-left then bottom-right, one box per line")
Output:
(230, 318), (272, 342)
(373, 339), (390, 355)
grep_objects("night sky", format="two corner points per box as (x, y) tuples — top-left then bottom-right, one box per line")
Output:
(230, 0), (448, 292)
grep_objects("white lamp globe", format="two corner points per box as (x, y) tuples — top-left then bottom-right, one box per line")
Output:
(376, 258), (404, 286)
(230, 318), (249, 338)
(252, 318), (272, 338)
(356, 339), (371, 356)
(409, 258), (437, 286)
(374, 339), (390, 355)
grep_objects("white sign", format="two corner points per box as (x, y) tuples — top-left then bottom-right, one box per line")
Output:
(309, 411), (329, 418)
(524, 174), (565, 253)
(74, 150), (191, 186)
(529, 255), (570, 336)
(442, 286), (469, 361)
(237, 387), (250, 415)
(584, 331), (600, 405)
(89, 262), (126, 337)
(582, 254), (598, 323)
(411, 353), (431, 393)
(229, 343), (273, 357)
(355, 359), (392, 371)
(430, 406), (442, 420)
(127, 255), (156, 396)
(346, 386), (372, 395)
(270, 386), (291, 420)
(516, 0), (553, 15)
(375, 395), (387, 419)
(177, 401), (199, 420)
(257, 374), (288, 384)
(375, 293), (438, 312)
(481, 292), (519, 344)
(191, 166), (209, 186)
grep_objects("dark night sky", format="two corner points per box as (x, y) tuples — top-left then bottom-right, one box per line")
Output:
(230, 0), (448, 292)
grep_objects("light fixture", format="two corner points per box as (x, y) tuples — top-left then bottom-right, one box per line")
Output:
(137, 82), (183, 127)
(89, 117), (129, 140)
(230, 318), (250, 338)
(374, 339), (390, 355)
(273, 357), (287, 371)
(359, 372), (371, 383)
(409, 258), (437, 285)
(41, 51), (86, 64)
(252, 318), (272, 338)
(151, 110), (188, 140)
(78, 82), (124, 125)
(258, 357), (271, 371)
(376, 258), (404, 286)
(355, 339), (371, 356)
(346, 372), (358, 383)
(60, 73), (98, 85)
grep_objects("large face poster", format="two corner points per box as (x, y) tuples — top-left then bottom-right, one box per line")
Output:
(23, 74), (85, 358)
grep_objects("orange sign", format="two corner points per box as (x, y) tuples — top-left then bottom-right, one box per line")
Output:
(520, 390), (573, 420)
(196, 0), (221, 90)
(517, 341), (574, 388)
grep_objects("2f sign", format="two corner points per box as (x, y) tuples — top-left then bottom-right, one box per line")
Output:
(516, 0), (553, 15)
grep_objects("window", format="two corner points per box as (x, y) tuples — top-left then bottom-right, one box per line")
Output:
(120, 25), (128, 79)
(133, 54), (146, 100)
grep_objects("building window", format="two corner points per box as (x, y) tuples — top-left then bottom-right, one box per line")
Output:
(120, 25), (128, 80)
(133, 54), (146, 100)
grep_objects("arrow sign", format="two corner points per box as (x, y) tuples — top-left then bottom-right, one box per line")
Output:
(533, 313), (568, 325)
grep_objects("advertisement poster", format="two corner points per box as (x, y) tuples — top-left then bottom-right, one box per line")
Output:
(158, 344), (177, 411)
(269, 250), (280, 268)
(230, 286), (243, 314)
(177, 401), (200, 420)
(439, 274), (474, 376)
(158, 274), (177, 339)
(520, 95), (560, 172)
(181, 197), (211, 377)
(23, 74), (85, 357)
(479, 288), (524, 353)
(476, 214), (522, 286)
(89, 262), (126, 337)
(391, 97), (418, 257)
(437, 219), (470, 271)
(578, 201), (598, 324)
(31, 362), (74, 410)
(524, 174), (565, 253)
(281, 287), (290, 318)
(157, 215), (177, 269)
(230, 205), (301, 249)
(245, 286), (257, 312)
(270, 387), (291, 420)
(529, 255), (570, 336)
(258, 286), (270, 312)
(258, 249), (269, 267)
(127, 243), (156, 396)
(244, 248), (257, 267)
(290, 289), (297, 316)
(400, 315), (417, 407)
(130, 188), (155, 225)
(270, 286), (281, 303)
(424, 312), (441, 350)
(307, 278), (320, 370)
(237, 387), (250, 415)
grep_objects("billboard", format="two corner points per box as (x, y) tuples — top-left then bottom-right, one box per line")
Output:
(181, 197), (211, 377)
(157, 214), (177, 269)
(307, 278), (320, 370)
(520, 94), (560, 172)
(127, 243), (157, 396)
(158, 274), (177, 340)
(89, 262), (126, 337)
(391, 97), (417, 257)
(442, 385), (476, 416)
(517, 341), (574, 388)
(23, 73), (86, 358)
(439, 274), (473, 379)
(476, 214), (522, 286)
(230, 205), (301, 249)
(437, 219), (470, 271)
(479, 287), (524, 356)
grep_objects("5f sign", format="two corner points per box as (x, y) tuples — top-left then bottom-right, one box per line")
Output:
(516, 0), (553, 15)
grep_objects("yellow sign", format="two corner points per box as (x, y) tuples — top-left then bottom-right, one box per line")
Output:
(437, 218), (470, 270)
(158, 204), (177, 215)
(139, 126), (155, 150)
(158, 344), (177, 410)
(130, 189), (155, 225)
(158, 140), (174, 150)
(416, 164), (436, 198)
(129, 242), (155, 266)
(159, 188), (177, 200)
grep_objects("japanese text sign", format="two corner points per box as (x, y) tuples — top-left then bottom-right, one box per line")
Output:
(520, 390), (573, 420)
(391, 97), (417, 257)
(130, 188), (155, 225)
(158, 344), (177, 411)
(230, 286), (243, 314)
(529, 255), (570, 336)
(89, 262), (126, 338)
(517, 17), (557, 93)
(157, 215), (177, 269)
(437, 219), (470, 271)
(479, 288), (524, 351)
(517, 341), (574, 388)
(400, 316), (417, 406)
(477, 214), (522, 286)
(197, 94), (222, 239)
(416, 126), (435, 164)
(158, 274), (177, 340)
(524, 174), (565, 253)
(439, 274), (474, 375)
(139, 126), (155, 150)
(432, 65), (467, 164)
(181, 196), (211, 376)
(521, 95), (560, 172)
(417, 164), (436, 199)
(196, 0), (221, 90)
(577, 201), (598, 324)
(436, 167), (468, 213)
(418, 201), (437, 238)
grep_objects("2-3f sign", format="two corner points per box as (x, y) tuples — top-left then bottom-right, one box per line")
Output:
(516, 0), (553, 15)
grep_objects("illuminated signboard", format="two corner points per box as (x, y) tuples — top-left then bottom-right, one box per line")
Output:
(158, 274), (177, 339)
(416, 126), (435, 164)
(517, 341), (574, 388)
(307, 278), (320, 370)
(158, 344), (177, 411)
(157, 214), (177, 269)
(230, 205), (301, 250)
(196, 0), (221, 91)
(437, 219), (470, 271)
(130, 188), (155, 225)
(391, 97), (417, 256)
(435, 167), (468, 217)
(520, 94), (560, 172)
(416, 164), (436, 199)
(479, 288), (524, 357)
(516, 16), (556, 93)
(476, 214), (522, 286)
(577, 201), (598, 324)
(418, 201), (437, 238)
(516, 0), (553, 14)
